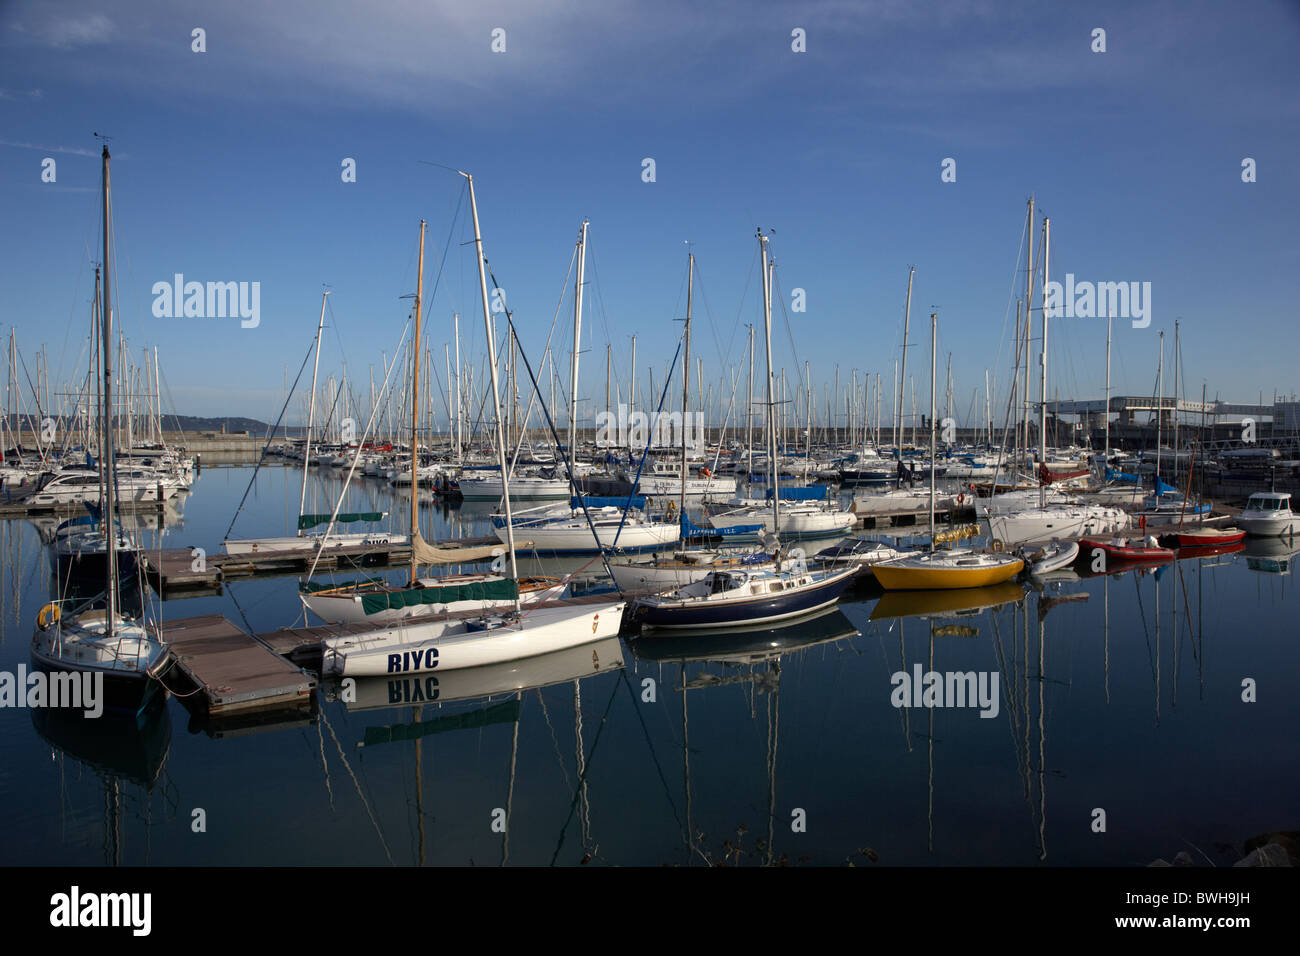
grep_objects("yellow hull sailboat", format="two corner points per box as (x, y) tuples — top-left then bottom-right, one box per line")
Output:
(871, 549), (1024, 590)
(873, 308), (1024, 592)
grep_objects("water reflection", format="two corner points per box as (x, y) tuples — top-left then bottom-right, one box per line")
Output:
(31, 696), (173, 865)
(633, 607), (860, 865)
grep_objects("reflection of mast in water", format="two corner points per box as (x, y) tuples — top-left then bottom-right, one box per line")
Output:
(574, 679), (591, 855)
(105, 778), (121, 866)
(682, 666), (692, 859)
(414, 705), (425, 866)
(35, 698), (173, 866)
(651, 609), (857, 865)
(927, 629), (934, 853)
(989, 590), (1051, 858)
(1036, 599), (1046, 861)
(766, 660), (780, 867)
(500, 693), (520, 867)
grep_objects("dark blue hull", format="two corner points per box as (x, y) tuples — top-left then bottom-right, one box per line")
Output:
(52, 548), (138, 584)
(635, 570), (854, 630)
(28, 653), (164, 718)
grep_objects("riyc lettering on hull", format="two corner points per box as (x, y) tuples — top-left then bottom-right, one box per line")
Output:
(386, 647), (440, 673)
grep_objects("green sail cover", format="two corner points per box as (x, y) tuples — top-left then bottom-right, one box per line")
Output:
(359, 577), (519, 616)
(297, 512), (386, 531)
(363, 700), (520, 747)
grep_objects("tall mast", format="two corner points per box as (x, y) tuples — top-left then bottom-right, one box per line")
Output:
(1104, 317), (1111, 460)
(804, 360), (812, 483)
(1173, 319), (1180, 475)
(746, 325), (754, 476)
(453, 313), (462, 461)
(1039, 216), (1050, 507)
(100, 144), (118, 632)
(679, 253), (694, 523)
(1156, 330), (1164, 492)
(985, 368), (991, 447)
(568, 220), (589, 470)
(898, 267), (914, 456)
(758, 230), (779, 542)
(464, 173), (520, 598)
(945, 352), (952, 443)
(299, 291), (328, 522)
(629, 334), (637, 453)
(604, 343), (611, 453)
(409, 220), (426, 586)
(1024, 197), (1035, 467)
(153, 346), (162, 445)
(929, 313), (937, 544)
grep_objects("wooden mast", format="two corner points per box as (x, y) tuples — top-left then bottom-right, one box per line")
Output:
(409, 219), (425, 587)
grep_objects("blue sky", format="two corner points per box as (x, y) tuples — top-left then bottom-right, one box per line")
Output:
(2, 0), (1298, 428)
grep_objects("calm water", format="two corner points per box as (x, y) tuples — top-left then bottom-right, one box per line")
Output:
(2, 464), (1297, 866)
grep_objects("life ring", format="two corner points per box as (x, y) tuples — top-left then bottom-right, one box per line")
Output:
(37, 603), (60, 629)
(1138, 514), (1147, 530)
(957, 492), (965, 505)
(700, 467), (711, 478)
(991, 538), (1005, 553)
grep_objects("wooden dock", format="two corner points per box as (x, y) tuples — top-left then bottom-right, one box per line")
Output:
(157, 614), (316, 716)
(141, 535), (508, 593)
(0, 496), (171, 518)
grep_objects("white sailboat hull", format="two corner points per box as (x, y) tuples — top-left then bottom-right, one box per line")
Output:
(457, 476), (571, 501)
(499, 519), (679, 553)
(986, 506), (1128, 546)
(708, 505), (854, 537)
(223, 531), (408, 556)
(320, 600), (626, 677)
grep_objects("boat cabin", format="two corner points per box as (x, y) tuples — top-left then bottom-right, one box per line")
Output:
(1244, 492), (1293, 513)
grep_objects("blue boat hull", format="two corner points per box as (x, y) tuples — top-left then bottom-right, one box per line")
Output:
(635, 571), (854, 630)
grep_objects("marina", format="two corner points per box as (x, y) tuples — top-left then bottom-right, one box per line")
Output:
(1, 1), (1296, 910)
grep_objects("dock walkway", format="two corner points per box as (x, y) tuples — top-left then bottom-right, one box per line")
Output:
(141, 535), (506, 592)
(158, 614), (316, 716)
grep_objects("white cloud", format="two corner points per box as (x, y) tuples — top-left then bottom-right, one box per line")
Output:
(9, 11), (115, 48)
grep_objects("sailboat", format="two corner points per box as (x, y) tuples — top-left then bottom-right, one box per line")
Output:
(221, 292), (401, 556)
(607, 251), (770, 592)
(697, 245), (853, 542)
(32, 143), (168, 715)
(872, 312), (1024, 591)
(320, 174), (624, 677)
(490, 221), (679, 555)
(301, 221), (563, 624)
(980, 213), (1126, 546)
(634, 230), (856, 630)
